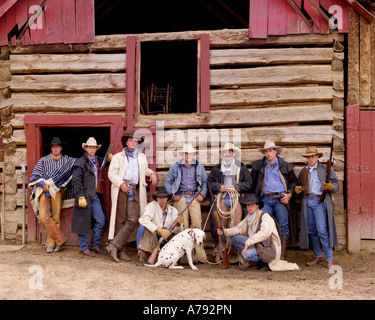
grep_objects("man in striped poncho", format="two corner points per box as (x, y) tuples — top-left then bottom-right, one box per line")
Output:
(29, 137), (76, 253)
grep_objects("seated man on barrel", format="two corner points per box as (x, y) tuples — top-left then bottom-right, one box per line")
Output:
(136, 187), (184, 266)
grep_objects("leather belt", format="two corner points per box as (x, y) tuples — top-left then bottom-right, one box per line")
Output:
(264, 193), (282, 198)
(124, 180), (137, 187)
(307, 194), (321, 198)
(181, 191), (195, 195)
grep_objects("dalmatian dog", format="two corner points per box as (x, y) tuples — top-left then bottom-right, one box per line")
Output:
(146, 228), (206, 270)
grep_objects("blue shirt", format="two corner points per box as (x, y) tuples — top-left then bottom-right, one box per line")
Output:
(307, 162), (323, 195)
(263, 158), (285, 194)
(179, 163), (197, 192)
(123, 148), (139, 185)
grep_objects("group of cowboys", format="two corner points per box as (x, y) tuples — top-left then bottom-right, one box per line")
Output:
(29, 132), (339, 271)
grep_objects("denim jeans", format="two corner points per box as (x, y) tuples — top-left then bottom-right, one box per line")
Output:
(78, 195), (106, 251)
(230, 235), (259, 263)
(261, 197), (289, 238)
(306, 197), (333, 261)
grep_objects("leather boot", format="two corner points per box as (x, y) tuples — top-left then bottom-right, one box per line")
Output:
(136, 250), (149, 267)
(280, 234), (289, 260)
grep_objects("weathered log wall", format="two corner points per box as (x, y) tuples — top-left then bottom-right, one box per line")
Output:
(0, 29), (346, 247)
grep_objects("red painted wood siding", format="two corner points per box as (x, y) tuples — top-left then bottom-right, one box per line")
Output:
(0, 0), (94, 46)
(249, 0), (349, 38)
(346, 106), (375, 252)
(24, 114), (123, 244)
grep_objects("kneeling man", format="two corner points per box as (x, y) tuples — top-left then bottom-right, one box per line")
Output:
(136, 186), (184, 266)
(218, 193), (299, 271)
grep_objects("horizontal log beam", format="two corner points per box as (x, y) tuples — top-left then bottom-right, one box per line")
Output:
(1, 93), (126, 112)
(9, 74), (126, 93)
(211, 65), (343, 87)
(9, 54), (126, 73)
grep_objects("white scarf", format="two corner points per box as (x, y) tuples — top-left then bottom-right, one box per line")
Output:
(220, 158), (236, 187)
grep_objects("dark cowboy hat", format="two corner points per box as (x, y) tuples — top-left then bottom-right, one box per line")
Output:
(48, 137), (66, 148)
(240, 193), (264, 209)
(121, 130), (145, 147)
(152, 186), (173, 201)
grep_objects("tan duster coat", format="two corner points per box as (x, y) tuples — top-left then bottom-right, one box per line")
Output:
(224, 210), (299, 271)
(107, 149), (154, 240)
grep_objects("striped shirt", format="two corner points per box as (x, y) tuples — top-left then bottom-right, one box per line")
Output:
(29, 154), (77, 189)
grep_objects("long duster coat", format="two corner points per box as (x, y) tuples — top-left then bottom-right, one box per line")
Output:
(71, 154), (104, 235)
(107, 148), (154, 240)
(298, 163), (339, 249)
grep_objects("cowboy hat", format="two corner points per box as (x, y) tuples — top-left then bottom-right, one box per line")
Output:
(179, 143), (196, 154)
(258, 140), (282, 155)
(121, 130), (145, 147)
(301, 146), (323, 158)
(222, 142), (241, 158)
(151, 186), (173, 201)
(240, 193), (264, 209)
(82, 137), (101, 150)
(48, 137), (66, 148)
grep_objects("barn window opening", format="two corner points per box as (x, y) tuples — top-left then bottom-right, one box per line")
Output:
(41, 127), (110, 159)
(140, 41), (198, 115)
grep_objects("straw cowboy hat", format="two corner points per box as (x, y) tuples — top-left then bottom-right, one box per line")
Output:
(151, 186), (173, 201)
(301, 146), (323, 158)
(258, 140), (283, 155)
(121, 130), (145, 147)
(222, 142), (241, 158)
(82, 137), (101, 150)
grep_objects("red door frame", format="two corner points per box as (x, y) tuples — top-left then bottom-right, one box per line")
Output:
(346, 105), (375, 252)
(24, 114), (124, 244)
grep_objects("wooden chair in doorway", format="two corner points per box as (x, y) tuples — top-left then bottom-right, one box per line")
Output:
(144, 83), (172, 115)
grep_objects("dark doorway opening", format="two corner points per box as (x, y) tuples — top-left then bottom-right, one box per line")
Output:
(41, 127), (110, 159)
(140, 41), (198, 115)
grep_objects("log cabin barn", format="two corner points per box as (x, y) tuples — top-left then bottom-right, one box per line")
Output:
(0, 0), (374, 253)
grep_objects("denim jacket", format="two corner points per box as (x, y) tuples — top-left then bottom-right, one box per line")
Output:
(164, 159), (208, 197)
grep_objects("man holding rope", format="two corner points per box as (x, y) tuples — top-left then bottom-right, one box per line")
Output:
(208, 143), (252, 264)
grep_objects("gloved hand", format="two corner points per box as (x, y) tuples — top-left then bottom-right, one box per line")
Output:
(322, 181), (334, 191)
(176, 215), (184, 226)
(157, 228), (171, 241)
(295, 186), (304, 194)
(78, 196), (87, 208)
(107, 153), (113, 162)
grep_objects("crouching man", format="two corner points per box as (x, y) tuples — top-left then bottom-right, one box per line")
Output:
(135, 187), (184, 266)
(217, 193), (299, 271)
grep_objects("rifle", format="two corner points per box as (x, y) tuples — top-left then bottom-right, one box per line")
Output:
(318, 137), (334, 204)
(279, 194), (291, 211)
(212, 210), (230, 269)
(148, 190), (201, 265)
(96, 124), (120, 193)
(207, 183), (229, 268)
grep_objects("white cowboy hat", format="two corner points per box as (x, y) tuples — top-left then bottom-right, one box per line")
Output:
(222, 142), (241, 158)
(180, 143), (196, 154)
(82, 137), (101, 150)
(258, 140), (282, 155)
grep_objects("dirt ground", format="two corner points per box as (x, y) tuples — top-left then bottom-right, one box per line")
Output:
(0, 242), (374, 301)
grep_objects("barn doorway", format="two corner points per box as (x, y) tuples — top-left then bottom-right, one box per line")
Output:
(140, 41), (198, 115)
(41, 127), (110, 159)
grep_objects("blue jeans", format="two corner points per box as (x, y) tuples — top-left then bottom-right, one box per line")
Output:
(307, 197), (333, 261)
(230, 235), (259, 263)
(78, 195), (106, 251)
(261, 197), (289, 238)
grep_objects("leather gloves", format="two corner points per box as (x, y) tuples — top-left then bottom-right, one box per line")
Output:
(295, 186), (304, 194)
(322, 181), (334, 191)
(176, 215), (184, 226)
(78, 196), (87, 208)
(107, 153), (113, 162)
(157, 228), (171, 240)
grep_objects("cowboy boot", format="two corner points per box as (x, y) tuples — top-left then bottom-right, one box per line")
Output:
(280, 234), (289, 260)
(136, 250), (149, 267)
